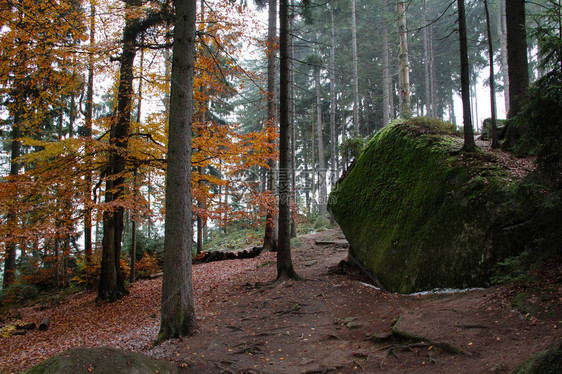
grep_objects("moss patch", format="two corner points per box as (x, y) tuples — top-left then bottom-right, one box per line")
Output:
(329, 118), (530, 293)
(25, 347), (176, 374)
(512, 341), (562, 374)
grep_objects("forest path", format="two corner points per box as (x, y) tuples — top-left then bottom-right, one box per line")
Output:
(159, 228), (561, 374)
(1, 228), (560, 373)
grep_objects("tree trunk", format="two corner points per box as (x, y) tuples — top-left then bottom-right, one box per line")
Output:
(351, 0), (360, 132)
(484, 0), (500, 148)
(329, 7), (337, 183)
(498, 0), (510, 114)
(423, 0), (431, 117)
(83, 0), (95, 283)
(382, 9), (392, 127)
(158, 0), (197, 341)
(315, 66), (327, 218)
(457, 0), (476, 151)
(505, 0), (529, 119)
(3, 113), (21, 288)
(98, 10), (138, 302)
(398, 1), (411, 118)
(263, 0), (278, 252)
(289, 5), (297, 239)
(277, 0), (299, 281)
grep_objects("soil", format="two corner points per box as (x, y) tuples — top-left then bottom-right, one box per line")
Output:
(159, 228), (561, 374)
(2, 228), (561, 373)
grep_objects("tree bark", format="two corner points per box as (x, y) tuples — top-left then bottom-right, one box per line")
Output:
(505, 0), (529, 119)
(158, 0), (197, 341)
(457, 0), (476, 151)
(263, 0), (278, 252)
(398, 1), (411, 118)
(277, 0), (299, 281)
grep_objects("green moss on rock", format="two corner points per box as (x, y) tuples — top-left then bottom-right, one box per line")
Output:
(25, 347), (176, 374)
(328, 118), (520, 293)
(512, 341), (562, 374)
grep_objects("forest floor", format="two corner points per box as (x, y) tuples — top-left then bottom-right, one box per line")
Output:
(1, 228), (561, 373)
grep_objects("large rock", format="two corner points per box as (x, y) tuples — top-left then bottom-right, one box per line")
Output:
(329, 118), (533, 293)
(25, 347), (176, 374)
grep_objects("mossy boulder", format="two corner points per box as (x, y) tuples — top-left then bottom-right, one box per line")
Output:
(25, 347), (176, 374)
(328, 117), (534, 293)
(512, 341), (562, 374)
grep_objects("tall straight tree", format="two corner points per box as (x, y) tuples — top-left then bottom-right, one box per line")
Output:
(263, 0), (278, 252)
(457, 0), (476, 151)
(484, 0), (500, 148)
(351, 0), (360, 132)
(382, 0), (393, 127)
(398, 0), (411, 118)
(505, 0), (529, 119)
(159, 0), (198, 341)
(277, 0), (299, 281)
(329, 6), (337, 182)
(83, 0), (95, 283)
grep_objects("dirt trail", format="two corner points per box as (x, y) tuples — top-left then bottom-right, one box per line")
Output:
(1, 228), (560, 373)
(159, 228), (561, 374)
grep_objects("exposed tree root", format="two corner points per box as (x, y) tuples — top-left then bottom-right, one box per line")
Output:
(367, 317), (462, 355)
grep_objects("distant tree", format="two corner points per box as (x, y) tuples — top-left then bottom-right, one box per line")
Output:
(457, 0), (476, 151)
(484, 0), (500, 148)
(159, 0), (198, 341)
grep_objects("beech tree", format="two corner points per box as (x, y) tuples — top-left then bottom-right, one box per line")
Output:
(159, 0), (198, 340)
(98, 1), (171, 302)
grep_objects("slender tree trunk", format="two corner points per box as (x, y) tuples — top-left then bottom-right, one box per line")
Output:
(329, 7), (337, 183)
(159, 0), (197, 341)
(83, 0), (95, 279)
(498, 0), (510, 114)
(289, 5), (297, 238)
(263, 0), (278, 252)
(484, 0), (500, 148)
(277, 0), (299, 281)
(505, 0), (529, 119)
(398, 1), (411, 118)
(423, 0), (431, 117)
(315, 66), (327, 218)
(3, 113), (21, 288)
(382, 12), (392, 126)
(457, 0), (476, 151)
(351, 0), (360, 132)
(429, 23), (437, 118)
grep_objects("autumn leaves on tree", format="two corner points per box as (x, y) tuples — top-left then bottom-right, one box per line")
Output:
(0, 0), (278, 303)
